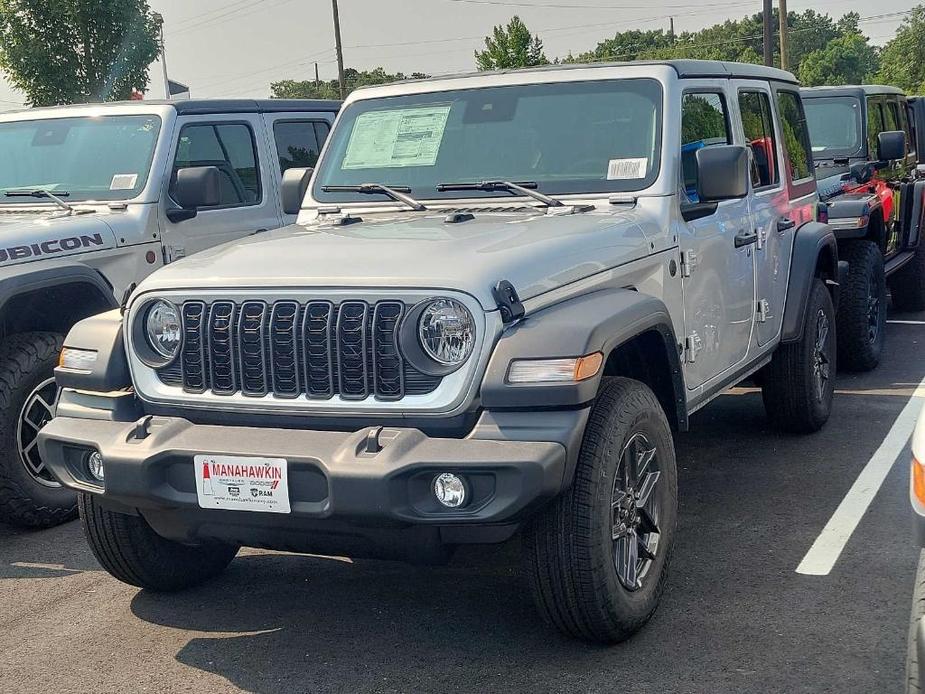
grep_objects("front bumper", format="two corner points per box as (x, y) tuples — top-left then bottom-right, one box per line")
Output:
(38, 415), (567, 555)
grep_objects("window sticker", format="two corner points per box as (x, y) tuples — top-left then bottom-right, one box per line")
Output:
(607, 158), (648, 180)
(342, 105), (451, 169)
(110, 173), (139, 190)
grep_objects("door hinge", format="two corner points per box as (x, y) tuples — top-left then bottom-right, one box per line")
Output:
(683, 333), (703, 363)
(680, 250), (698, 278)
(756, 298), (771, 323)
(756, 227), (766, 251)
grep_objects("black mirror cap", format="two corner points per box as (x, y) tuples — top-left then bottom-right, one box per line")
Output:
(696, 145), (749, 202)
(877, 130), (906, 163)
(281, 167), (313, 215)
(174, 166), (222, 210)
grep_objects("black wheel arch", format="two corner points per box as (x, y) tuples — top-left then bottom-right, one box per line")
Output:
(781, 221), (839, 344)
(479, 288), (688, 432)
(0, 261), (117, 338)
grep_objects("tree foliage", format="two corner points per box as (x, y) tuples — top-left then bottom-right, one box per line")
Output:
(799, 32), (879, 86)
(0, 0), (161, 106)
(271, 67), (428, 100)
(475, 16), (547, 71)
(876, 5), (925, 94)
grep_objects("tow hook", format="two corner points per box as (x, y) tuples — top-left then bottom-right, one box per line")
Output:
(493, 280), (525, 324)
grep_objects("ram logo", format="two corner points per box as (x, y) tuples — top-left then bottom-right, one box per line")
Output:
(0, 233), (105, 263)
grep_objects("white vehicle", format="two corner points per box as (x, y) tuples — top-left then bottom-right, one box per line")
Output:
(0, 98), (339, 527)
(908, 402), (925, 691)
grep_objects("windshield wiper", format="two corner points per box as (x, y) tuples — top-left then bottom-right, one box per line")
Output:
(321, 183), (427, 211)
(435, 180), (564, 207)
(4, 189), (74, 213)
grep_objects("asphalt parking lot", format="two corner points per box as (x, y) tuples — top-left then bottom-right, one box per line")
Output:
(1, 311), (924, 694)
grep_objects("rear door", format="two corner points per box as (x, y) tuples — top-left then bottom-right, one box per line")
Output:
(159, 113), (280, 261)
(262, 113), (334, 223)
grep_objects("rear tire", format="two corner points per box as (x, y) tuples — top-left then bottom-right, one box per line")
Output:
(79, 493), (239, 591)
(522, 377), (677, 643)
(836, 240), (886, 372)
(892, 242), (925, 313)
(762, 279), (836, 433)
(0, 332), (74, 528)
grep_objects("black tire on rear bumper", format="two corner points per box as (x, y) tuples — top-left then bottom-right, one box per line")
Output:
(836, 240), (886, 372)
(891, 242), (925, 313)
(0, 332), (74, 528)
(762, 279), (836, 433)
(522, 377), (677, 643)
(79, 493), (239, 591)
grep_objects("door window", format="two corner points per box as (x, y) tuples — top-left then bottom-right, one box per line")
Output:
(776, 91), (813, 182)
(680, 92), (731, 201)
(273, 120), (330, 174)
(739, 91), (779, 189)
(171, 122), (261, 207)
(867, 98), (886, 158)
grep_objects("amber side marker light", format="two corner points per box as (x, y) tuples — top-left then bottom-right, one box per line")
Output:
(914, 456), (925, 506)
(507, 352), (604, 384)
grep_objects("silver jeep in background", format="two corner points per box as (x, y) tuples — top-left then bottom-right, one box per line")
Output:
(39, 60), (838, 643)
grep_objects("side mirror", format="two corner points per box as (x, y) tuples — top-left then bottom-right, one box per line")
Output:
(696, 145), (749, 202)
(281, 167), (313, 216)
(877, 130), (906, 163)
(174, 166), (222, 210)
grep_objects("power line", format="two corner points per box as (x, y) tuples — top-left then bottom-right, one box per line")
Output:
(171, 0), (253, 29)
(170, 0), (299, 37)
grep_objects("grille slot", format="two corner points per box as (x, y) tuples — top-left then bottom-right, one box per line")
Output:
(166, 298), (442, 400)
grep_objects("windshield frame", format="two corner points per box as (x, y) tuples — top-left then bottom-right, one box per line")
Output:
(310, 77), (665, 206)
(0, 113), (164, 205)
(803, 95), (864, 161)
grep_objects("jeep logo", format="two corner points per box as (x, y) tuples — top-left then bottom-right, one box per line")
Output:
(0, 233), (105, 263)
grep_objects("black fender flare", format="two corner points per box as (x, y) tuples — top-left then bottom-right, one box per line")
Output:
(480, 288), (686, 429)
(0, 260), (116, 320)
(781, 221), (838, 344)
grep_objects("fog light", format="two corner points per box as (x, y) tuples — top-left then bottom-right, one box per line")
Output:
(434, 472), (466, 508)
(86, 451), (104, 482)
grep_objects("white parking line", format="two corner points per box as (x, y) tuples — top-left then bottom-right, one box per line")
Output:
(887, 320), (925, 325)
(796, 374), (925, 576)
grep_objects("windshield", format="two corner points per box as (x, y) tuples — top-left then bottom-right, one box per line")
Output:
(0, 114), (161, 202)
(804, 96), (863, 160)
(313, 79), (663, 204)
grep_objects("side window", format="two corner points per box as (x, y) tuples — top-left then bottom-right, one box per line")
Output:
(867, 98), (885, 157)
(775, 91), (813, 182)
(680, 92), (731, 201)
(273, 120), (328, 174)
(884, 100), (900, 131)
(738, 90), (780, 189)
(171, 122), (261, 208)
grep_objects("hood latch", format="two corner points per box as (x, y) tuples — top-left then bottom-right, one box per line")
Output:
(493, 280), (525, 324)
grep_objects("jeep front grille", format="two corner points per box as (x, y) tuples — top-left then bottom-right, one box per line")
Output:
(157, 299), (440, 400)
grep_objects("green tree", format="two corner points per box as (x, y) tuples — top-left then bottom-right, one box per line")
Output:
(271, 67), (428, 100)
(798, 32), (879, 86)
(475, 16), (548, 71)
(567, 29), (672, 63)
(0, 0), (161, 106)
(876, 5), (925, 93)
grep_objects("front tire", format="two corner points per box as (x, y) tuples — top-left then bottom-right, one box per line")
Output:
(80, 493), (239, 591)
(522, 377), (677, 643)
(836, 240), (886, 372)
(761, 279), (836, 433)
(0, 332), (75, 528)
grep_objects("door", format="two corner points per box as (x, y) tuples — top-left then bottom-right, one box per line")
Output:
(735, 81), (796, 346)
(159, 114), (281, 261)
(678, 85), (756, 390)
(262, 113), (332, 224)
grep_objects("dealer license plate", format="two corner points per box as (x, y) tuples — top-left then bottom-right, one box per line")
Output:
(194, 455), (291, 514)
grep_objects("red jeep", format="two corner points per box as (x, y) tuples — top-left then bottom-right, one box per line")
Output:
(803, 85), (925, 371)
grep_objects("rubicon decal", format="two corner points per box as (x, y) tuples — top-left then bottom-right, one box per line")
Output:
(0, 233), (105, 263)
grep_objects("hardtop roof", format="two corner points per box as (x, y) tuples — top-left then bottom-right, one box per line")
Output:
(5, 98), (341, 116)
(800, 84), (906, 99)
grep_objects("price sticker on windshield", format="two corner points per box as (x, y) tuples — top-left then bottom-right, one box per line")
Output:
(607, 158), (648, 180)
(342, 105), (451, 170)
(110, 174), (138, 190)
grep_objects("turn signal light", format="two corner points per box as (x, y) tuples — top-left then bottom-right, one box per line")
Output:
(913, 456), (925, 505)
(507, 352), (604, 384)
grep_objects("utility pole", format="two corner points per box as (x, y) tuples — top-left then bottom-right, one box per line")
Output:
(331, 0), (346, 99)
(778, 0), (789, 72)
(315, 62), (320, 89)
(762, 0), (773, 66)
(158, 15), (170, 99)
(669, 17), (675, 45)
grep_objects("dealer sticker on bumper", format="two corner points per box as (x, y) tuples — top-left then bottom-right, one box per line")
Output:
(194, 455), (291, 514)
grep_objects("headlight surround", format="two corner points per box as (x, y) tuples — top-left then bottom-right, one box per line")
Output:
(418, 298), (475, 367)
(134, 299), (182, 366)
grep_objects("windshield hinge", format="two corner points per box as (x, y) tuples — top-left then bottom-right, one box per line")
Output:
(493, 280), (525, 324)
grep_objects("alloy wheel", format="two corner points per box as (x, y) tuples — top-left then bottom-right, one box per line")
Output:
(17, 377), (61, 487)
(611, 432), (661, 591)
(812, 309), (831, 402)
(867, 276), (881, 345)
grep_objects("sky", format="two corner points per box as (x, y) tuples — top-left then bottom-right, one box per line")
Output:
(0, 0), (914, 109)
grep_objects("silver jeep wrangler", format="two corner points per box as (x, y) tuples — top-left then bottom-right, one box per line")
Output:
(39, 60), (838, 643)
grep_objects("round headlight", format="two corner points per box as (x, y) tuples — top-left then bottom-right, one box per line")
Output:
(145, 300), (181, 360)
(418, 298), (475, 366)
